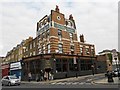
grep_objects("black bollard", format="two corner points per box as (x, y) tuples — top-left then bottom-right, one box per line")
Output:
(107, 72), (114, 82)
(65, 73), (67, 78)
(76, 73), (78, 78)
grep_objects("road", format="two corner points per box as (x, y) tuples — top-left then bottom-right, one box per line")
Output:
(2, 74), (119, 89)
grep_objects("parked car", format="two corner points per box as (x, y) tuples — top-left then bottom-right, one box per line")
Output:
(1, 75), (21, 86)
(112, 68), (120, 77)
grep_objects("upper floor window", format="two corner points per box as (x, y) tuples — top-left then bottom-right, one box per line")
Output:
(86, 48), (90, 55)
(46, 30), (50, 38)
(69, 33), (73, 41)
(58, 43), (63, 53)
(70, 45), (74, 50)
(91, 49), (94, 56)
(58, 29), (62, 37)
(80, 47), (83, 55)
(47, 44), (50, 53)
(30, 43), (32, 49)
(33, 51), (36, 56)
(33, 42), (36, 48)
(69, 33), (73, 38)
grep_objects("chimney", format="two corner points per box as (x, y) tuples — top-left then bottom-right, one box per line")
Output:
(55, 5), (59, 12)
(80, 34), (85, 43)
(69, 14), (73, 20)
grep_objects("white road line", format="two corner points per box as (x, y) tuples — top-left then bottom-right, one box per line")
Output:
(86, 79), (92, 81)
(72, 82), (79, 85)
(79, 82), (85, 84)
(51, 82), (56, 84)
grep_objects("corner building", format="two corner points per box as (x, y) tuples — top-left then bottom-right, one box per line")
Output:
(22, 6), (96, 80)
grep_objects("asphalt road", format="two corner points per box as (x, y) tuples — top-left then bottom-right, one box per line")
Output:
(1, 74), (119, 89)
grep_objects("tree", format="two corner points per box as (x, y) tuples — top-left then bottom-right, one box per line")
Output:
(118, 52), (120, 61)
(107, 53), (112, 64)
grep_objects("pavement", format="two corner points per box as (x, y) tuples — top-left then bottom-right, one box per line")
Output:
(21, 73), (104, 84)
(93, 77), (120, 85)
(21, 73), (120, 85)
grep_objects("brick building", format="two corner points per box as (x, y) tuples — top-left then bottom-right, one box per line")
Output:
(22, 6), (96, 80)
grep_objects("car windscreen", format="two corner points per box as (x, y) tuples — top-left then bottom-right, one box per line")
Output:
(9, 76), (18, 79)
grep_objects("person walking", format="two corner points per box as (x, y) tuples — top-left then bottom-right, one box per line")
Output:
(91, 65), (95, 76)
(28, 72), (32, 82)
(36, 73), (39, 82)
(40, 70), (44, 81)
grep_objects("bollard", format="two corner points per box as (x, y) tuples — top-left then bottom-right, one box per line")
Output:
(76, 73), (78, 78)
(107, 72), (114, 82)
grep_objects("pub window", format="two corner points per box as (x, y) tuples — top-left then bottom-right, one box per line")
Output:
(80, 60), (92, 71)
(63, 59), (68, 72)
(69, 59), (74, 71)
(56, 59), (62, 72)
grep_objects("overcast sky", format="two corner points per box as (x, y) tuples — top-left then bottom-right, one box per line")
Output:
(0, 0), (118, 56)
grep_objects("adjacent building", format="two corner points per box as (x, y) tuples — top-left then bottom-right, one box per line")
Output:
(97, 49), (120, 72)
(1, 57), (9, 77)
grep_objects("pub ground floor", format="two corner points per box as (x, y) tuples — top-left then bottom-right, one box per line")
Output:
(21, 54), (107, 81)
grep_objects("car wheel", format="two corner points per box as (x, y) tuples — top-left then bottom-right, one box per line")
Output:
(8, 82), (11, 86)
(2, 83), (4, 86)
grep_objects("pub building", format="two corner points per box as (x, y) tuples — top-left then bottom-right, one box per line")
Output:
(22, 6), (96, 81)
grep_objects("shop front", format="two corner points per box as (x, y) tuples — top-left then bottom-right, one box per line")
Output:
(10, 61), (22, 80)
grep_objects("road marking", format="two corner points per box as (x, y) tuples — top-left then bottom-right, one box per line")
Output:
(86, 79), (92, 81)
(79, 82), (85, 84)
(72, 82), (79, 85)
(51, 82), (56, 84)
(50, 81), (92, 85)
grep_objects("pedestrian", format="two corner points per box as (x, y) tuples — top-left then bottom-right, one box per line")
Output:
(36, 73), (39, 82)
(40, 70), (44, 81)
(44, 72), (47, 81)
(91, 65), (95, 76)
(28, 72), (32, 82)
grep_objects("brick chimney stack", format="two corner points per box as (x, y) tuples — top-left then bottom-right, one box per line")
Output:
(55, 5), (59, 12)
(69, 14), (73, 20)
(80, 34), (85, 43)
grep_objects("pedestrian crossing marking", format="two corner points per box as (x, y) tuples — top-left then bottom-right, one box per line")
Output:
(50, 81), (91, 85)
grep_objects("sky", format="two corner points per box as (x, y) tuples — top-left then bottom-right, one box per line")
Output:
(0, 0), (118, 56)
